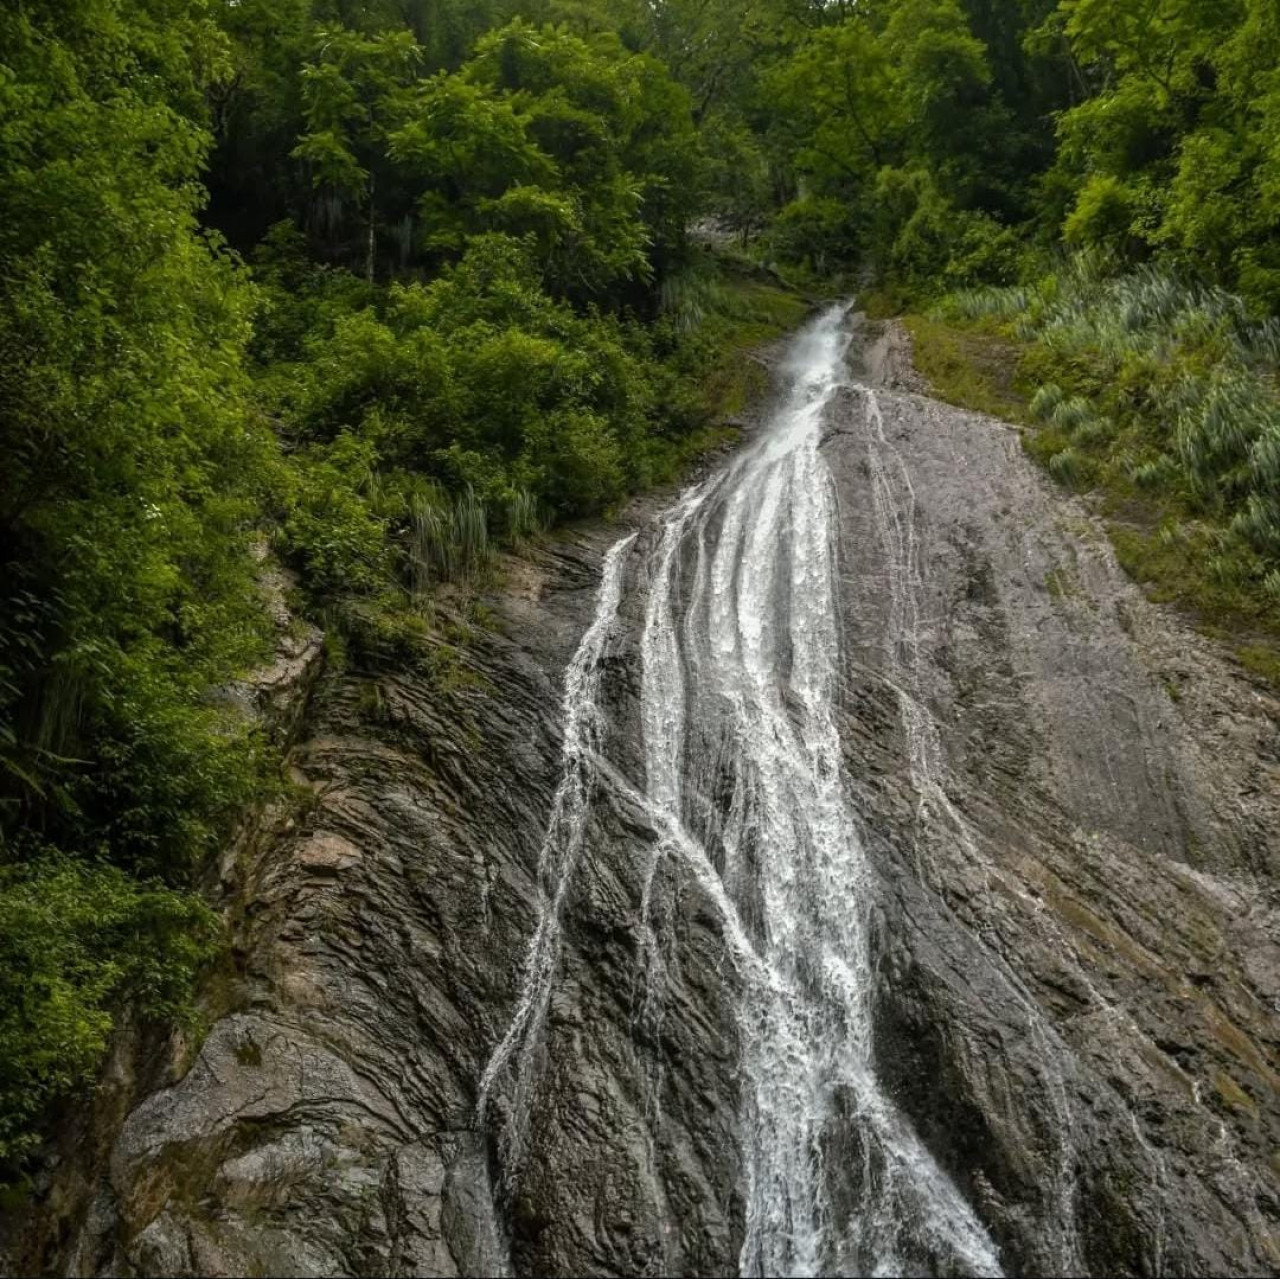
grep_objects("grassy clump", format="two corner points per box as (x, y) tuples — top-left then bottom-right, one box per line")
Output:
(932, 255), (1280, 680)
(665, 260), (809, 430)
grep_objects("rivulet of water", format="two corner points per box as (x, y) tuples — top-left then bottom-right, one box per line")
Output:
(480, 307), (1003, 1277)
(476, 531), (636, 1180)
(858, 383), (1087, 1275)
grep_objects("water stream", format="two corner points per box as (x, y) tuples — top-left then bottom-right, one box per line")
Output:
(476, 530), (637, 1181)
(480, 306), (1004, 1277)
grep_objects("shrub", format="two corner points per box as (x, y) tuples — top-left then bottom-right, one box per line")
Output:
(768, 198), (860, 276)
(0, 860), (219, 1166)
(1048, 447), (1090, 488)
(1050, 396), (1093, 433)
(1063, 176), (1137, 251)
(1029, 384), (1064, 422)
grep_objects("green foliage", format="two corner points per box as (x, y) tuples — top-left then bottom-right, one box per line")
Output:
(1030, 383), (1064, 422)
(0, 0), (284, 1173)
(217, 9), (702, 296)
(0, 0), (815, 1180)
(0, 0), (280, 850)
(901, 313), (1033, 423)
(1046, 446), (1092, 489)
(0, 859), (220, 1164)
(1063, 175), (1138, 251)
(293, 26), (422, 197)
(876, 168), (1021, 291)
(699, 117), (774, 243)
(460, 20), (701, 286)
(743, 0), (1047, 295)
(1050, 396), (1093, 433)
(666, 0), (1280, 322)
(768, 198), (860, 278)
(1045, 0), (1280, 309)
(262, 235), (806, 630)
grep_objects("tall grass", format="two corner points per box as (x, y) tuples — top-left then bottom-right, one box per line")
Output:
(943, 251), (1280, 370)
(935, 255), (1280, 675)
(939, 255), (1280, 565)
(660, 261), (732, 334)
(407, 483), (546, 602)
(661, 249), (807, 341)
(503, 487), (547, 547)
(408, 484), (490, 597)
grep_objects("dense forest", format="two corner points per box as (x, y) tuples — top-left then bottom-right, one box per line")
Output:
(2, 0), (1278, 1177)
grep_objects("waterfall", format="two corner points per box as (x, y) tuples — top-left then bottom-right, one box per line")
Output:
(638, 307), (1001, 1277)
(480, 307), (1003, 1277)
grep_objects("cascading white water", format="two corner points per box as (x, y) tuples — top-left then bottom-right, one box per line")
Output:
(638, 308), (1001, 1277)
(480, 306), (1003, 1277)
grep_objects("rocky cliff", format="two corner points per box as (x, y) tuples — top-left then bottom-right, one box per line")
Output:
(7, 312), (1277, 1278)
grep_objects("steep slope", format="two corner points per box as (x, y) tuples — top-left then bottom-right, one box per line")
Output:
(830, 317), (1279, 1275)
(12, 309), (1278, 1278)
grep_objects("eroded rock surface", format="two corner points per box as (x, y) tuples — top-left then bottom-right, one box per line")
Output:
(9, 314), (1278, 1277)
(823, 354), (1279, 1276)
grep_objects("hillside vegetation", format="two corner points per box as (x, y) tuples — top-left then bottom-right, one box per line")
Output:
(2, 0), (1277, 1176)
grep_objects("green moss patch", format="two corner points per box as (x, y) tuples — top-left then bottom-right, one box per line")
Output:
(903, 314), (1033, 424)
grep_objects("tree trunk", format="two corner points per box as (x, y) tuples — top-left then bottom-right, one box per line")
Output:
(366, 170), (376, 286)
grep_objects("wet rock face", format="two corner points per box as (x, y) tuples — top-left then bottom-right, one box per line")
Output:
(14, 316), (1279, 1277)
(20, 531), (748, 1279)
(822, 348), (1279, 1276)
